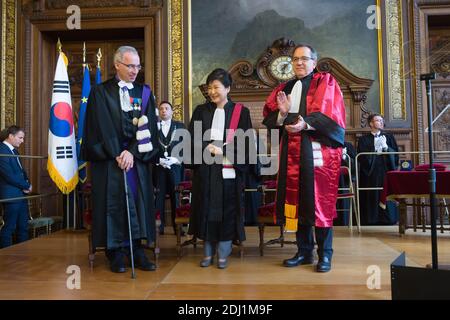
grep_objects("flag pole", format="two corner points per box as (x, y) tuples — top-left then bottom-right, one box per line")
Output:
(73, 190), (77, 230)
(66, 194), (69, 229)
(74, 41), (86, 231)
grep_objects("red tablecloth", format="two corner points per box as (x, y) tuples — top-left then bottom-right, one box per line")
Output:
(381, 171), (450, 202)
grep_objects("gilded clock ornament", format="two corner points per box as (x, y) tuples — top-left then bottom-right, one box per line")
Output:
(269, 55), (295, 81)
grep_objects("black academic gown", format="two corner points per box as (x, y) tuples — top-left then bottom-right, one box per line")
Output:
(81, 77), (159, 249)
(357, 131), (399, 225)
(154, 120), (185, 229)
(244, 162), (262, 226)
(187, 101), (254, 242)
(262, 74), (345, 227)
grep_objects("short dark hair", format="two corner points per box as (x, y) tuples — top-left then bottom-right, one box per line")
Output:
(0, 125), (24, 142)
(293, 43), (318, 61)
(159, 100), (173, 109)
(367, 113), (384, 124)
(206, 68), (232, 88)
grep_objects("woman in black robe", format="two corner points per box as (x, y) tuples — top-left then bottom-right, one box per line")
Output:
(187, 68), (254, 269)
(357, 114), (399, 225)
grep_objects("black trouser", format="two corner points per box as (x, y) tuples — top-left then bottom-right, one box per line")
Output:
(296, 225), (333, 260)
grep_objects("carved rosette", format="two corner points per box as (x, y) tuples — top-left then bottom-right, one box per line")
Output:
(431, 37), (450, 79)
(1, 0), (16, 128)
(168, 0), (184, 122)
(228, 60), (270, 91)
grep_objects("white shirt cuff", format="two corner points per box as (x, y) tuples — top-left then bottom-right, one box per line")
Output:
(277, 112), (288, 126)
(305, 122), (315, 131)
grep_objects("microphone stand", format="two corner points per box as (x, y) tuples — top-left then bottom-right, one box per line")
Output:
(420, 73), (438, 269)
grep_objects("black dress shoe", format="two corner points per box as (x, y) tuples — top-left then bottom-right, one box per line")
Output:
(316, 256), (332, 273)
(109, 250), (127, 273)
(133, 247), (156, 271)
(283, 253), (314, 267)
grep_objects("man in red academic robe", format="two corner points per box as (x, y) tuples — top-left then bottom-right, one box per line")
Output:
(263, 44), (346, 272)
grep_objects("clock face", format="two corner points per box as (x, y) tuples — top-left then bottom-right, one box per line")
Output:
(270, 55), (295, 81)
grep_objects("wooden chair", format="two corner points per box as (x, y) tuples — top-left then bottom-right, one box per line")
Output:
(84, 183), (161, 269)
(257, 180), (296, 256)
(336, 164), (360, 232)
(27, 193), (62, 238)
(174, 180), (197, 257)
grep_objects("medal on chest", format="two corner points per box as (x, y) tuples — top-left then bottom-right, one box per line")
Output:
(130, 97), (142, 126)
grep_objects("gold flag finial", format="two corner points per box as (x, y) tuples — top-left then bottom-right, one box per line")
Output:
(82, 42), (86, 68)
(57, 38), (62, 53)
(96, 48), (102, 68)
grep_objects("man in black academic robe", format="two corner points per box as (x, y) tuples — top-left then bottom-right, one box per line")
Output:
(357, 114), (399, 225)
(154, 101), (185, 235)
(81, 46), (159, 273)
(263, 45), (346, 273)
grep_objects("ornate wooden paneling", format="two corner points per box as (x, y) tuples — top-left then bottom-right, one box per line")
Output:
(0, 0), (17, 129)
(408, 0), (450, 164)
(167, 0), (184, 122)
(430, 29), (450, 163)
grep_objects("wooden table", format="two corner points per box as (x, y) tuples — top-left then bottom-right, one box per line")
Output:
(381, 171), (450, 234)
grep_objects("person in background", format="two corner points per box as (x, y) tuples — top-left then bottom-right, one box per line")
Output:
(0, 126), (32, 248)
(357, 113), (399, 225)
(155, 101), (185, 235)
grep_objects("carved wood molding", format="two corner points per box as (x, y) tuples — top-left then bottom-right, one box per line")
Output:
(385, 0), (406, 120)
(317, 57), (374, 127)
(317, 57), (374, 100)
(45, 0), (158, 9)
(22, 0), (162, 20)
(411, 1), (450, 162)
(416, 0), (450, 6)
(431, 36), (450, 79)
(168, 0), (184, 122)
(24, 0), (162, 13)
(1, 0), (16, 129)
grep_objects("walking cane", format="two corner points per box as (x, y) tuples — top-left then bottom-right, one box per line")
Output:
(123, 170), (136, 279)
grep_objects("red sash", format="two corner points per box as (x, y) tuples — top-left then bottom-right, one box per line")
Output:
(283, 132), (301, 231)
(223, 103), (242, 169)
(226, 103), (242, 144)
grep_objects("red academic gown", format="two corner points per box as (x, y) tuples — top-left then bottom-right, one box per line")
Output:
(263, 72), (346, 230)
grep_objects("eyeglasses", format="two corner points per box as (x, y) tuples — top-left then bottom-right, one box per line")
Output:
(292, 56), (315, 63)
(117, 61), (142, 71)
